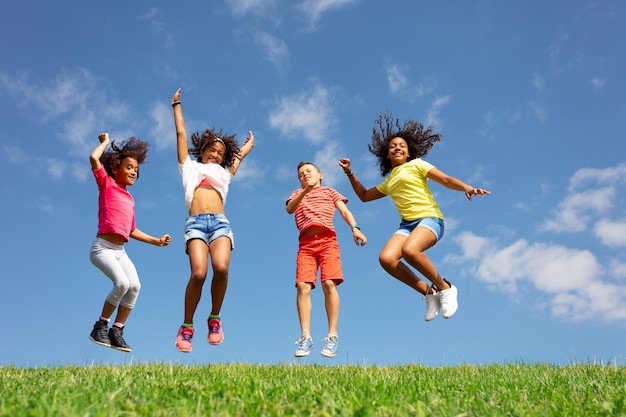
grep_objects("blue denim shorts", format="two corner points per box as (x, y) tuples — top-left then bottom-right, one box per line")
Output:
(393, 217), (444, 242)
(184, 213), (234, 253)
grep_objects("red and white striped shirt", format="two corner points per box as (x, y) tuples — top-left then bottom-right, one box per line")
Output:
(287, 186), (348, 236)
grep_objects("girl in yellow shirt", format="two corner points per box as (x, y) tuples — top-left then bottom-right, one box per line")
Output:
(339, 112), (489, 322)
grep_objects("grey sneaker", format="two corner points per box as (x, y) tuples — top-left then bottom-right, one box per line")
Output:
(294, 336), (314, 357)
(439, 279), (458, 319)
(89, 320), (111, 348)
(424, 285), (440, 321)
(108, 326), (132, 352)
(320, 336), (339, 358)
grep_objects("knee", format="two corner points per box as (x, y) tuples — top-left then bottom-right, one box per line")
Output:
(401, 245), (424, 262)
(212, 262), (230, 279)
(113, 280), (131, 295)
(321, 279), (337, 295)
(378, 252), (394, 270)
(296, 281), (312, 295)
(189, 270), (207, 285)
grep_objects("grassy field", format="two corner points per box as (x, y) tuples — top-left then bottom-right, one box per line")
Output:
(1, 363), (625, 416)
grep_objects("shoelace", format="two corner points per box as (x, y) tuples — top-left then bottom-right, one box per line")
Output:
(181, 328), (193, 341)
(322, 337), (337, 350)
(208, 321), (221, 334)
(295, 337), (312, 349)
(96, 324), (109, 337)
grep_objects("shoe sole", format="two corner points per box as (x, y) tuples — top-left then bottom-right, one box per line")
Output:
(320, 350), (337, 358)
(176, 344), (192, 353)
(294, 350), (312, 357)
(425, 312), (439, 322)
(110, 345), (132, 353)
(89, 335), (111, 348)
(443, 310), (458, 319)
(208, 335), (224, 345)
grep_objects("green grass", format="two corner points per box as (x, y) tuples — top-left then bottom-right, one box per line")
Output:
(1, 363), (625, 416)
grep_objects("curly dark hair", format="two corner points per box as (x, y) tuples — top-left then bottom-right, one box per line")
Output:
(368, 111), (441, 176)
(189, 128), (241, 168)
(100, 137), (150, 179)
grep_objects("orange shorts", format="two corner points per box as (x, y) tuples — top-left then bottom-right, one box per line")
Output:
(295, 231), (343, 289)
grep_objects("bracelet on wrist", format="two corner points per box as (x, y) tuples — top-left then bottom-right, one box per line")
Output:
(171, 100), (181, 108)
(344, 170), (354, 177)
(351, 224), (360, 230)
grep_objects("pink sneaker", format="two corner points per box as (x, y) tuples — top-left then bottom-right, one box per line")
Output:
(208, 318), (224, 345)
(175, 326), (194, 353)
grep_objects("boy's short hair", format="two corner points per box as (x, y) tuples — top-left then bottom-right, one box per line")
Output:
(297, 161), (322, 184)
(297, 161), (319, 171)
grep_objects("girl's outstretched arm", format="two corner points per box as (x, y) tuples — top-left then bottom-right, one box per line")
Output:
(338, 158), (385, 202)
(130, 228), (172, 247)
(90, 133), (110, 170)
(427, 167), (491, 200)
(171, 88), (188, 165)
(229, 130), (255, 176)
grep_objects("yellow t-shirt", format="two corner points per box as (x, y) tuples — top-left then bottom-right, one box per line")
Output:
(376, 158), (444, 221)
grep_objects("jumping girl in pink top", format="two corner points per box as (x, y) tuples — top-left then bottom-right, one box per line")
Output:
(89, 133), (171, 352)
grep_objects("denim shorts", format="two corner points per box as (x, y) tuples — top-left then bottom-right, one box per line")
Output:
(184, 213), (234, 253)
(393, 217), (444, 242)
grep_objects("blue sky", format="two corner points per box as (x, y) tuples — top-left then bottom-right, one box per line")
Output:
(1, 1), (625, 367)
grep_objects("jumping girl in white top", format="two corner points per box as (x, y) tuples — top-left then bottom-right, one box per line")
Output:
(171, 88), (254, 353)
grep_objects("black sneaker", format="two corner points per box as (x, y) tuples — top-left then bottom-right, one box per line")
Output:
(108, 326), (132, 352)
(89, 320), (111, 347)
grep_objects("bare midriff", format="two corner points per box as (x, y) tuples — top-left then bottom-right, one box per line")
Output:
(97, 233), (126, 245)
(301, 225), (327, 236)
(189, 184), (225, 215)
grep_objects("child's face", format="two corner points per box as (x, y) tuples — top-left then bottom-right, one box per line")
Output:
(113, 157), (139, 187)
(387, 137), (409, 167)
(201, 141), (226, 165)
(298, 164), (322, 188)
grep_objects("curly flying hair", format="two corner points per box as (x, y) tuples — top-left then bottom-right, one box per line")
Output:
(368, 111), (441, 176)
(189, 128), (241, 168)
(100, 137), (150, 179)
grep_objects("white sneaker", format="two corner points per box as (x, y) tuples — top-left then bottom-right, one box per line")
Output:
(424, 286), (440, 321)
(439, 280), (458, 319)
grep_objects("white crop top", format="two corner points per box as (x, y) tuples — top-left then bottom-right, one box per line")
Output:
(178, 156), (232, 210)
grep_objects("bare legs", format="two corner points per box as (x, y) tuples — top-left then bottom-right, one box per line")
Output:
(378, 227), (450, 295)
(184, 236), (231, 324)
(100, 301), (132, 325)
(296, 279), (340, 338)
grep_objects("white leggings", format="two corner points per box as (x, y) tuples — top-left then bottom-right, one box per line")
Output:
(90, 237), (141, 309)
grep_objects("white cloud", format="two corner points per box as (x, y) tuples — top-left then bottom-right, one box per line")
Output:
(448, 232), (624, 322)
(255, 31), (289, 69)
(568, 163), (626, 191)
(268, 81), (335, 144)
(73, 162), (90, 183)
(590, 76), (605, 91)
(138, 8), (173, 47)
(426, 95), (452, 127)
(225, 0), (276, 15)
(385, 64), (435, 102)
(541, 164), (626, 235)
(447, 162), (626, 323)
(313, 142), (342, 187)
(1, 144), (25, 164)
(594, 219), (626, 248)
(480, 108), (522, 136)
(149, 101), (174, 151)
(0, 69), (129, 159)
(46, 158), (66, 180)
(297, 0), (360, 30)
(541, 187), (615, 233)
